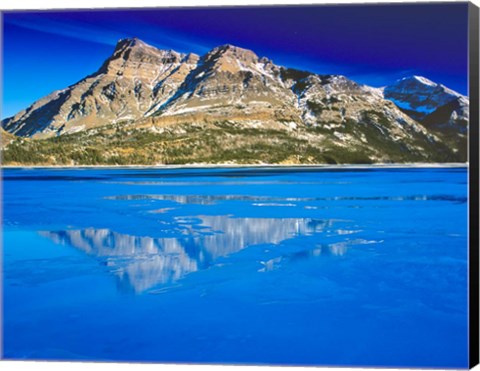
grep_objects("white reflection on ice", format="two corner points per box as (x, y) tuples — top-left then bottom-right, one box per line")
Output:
(105, 194), (315, 204)
(259, 238), (383, 272)
(40, 216), (332, 293)
(105, 193), (467, 205)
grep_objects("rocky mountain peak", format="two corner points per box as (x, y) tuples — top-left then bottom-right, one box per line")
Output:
(98, 37), (186, 77)
(114, 37), (141, 51)
(408, 75), (437, 86)
(202, 44), (259, 73)
(215, 44), (258, 58)
(390, 75), (457, 94)
(183, 52), (200, 64)
(1, 38), (469, 164)
(383, 75), (464, 120)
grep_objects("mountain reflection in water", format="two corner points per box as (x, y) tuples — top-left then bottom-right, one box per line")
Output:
(40, 216), (333, 293)
(106, 193), (467, 204)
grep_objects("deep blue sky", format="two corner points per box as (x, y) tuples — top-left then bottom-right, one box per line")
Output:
(2, 3), (469, 119)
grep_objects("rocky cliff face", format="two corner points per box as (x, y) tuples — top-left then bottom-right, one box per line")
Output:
(382, 75), (468, 158)
(2, 38), (199, 138)
(1, 38), (469, 164)
(383, 75), (468, 121)
(155, 44), (300, 125)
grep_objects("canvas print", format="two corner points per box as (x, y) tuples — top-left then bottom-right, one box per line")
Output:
(1, 2), (478, 368)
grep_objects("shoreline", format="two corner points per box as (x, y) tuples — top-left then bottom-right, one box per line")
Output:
(0, 162), (468, 170)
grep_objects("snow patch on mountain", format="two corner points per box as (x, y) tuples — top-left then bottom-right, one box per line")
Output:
(383, 75), (466, 119)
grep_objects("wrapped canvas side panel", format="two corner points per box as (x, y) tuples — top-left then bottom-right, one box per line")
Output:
(469, 2), (479, 369)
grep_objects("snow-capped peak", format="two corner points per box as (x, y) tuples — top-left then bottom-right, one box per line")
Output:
(383, 75), (465, 119)
(410, 75), (437, 87)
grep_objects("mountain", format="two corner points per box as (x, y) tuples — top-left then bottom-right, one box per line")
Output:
(1, 38), (468, 165)
(422, 95), (469, 133)
(2, 38), (200, 138)
(0, 128), (17, 149)
(383, 75), (468, 121)
(420, 96), (469, 160)
(383, 76), (468, 159)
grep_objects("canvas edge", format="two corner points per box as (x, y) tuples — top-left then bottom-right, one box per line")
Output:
(469, 1), (480, 369)
(0, 2), (477, 369)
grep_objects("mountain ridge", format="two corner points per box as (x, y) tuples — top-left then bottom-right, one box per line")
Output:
(1, 37), (469, 165)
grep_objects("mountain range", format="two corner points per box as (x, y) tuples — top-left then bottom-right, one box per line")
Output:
(1, 38), (469, 165)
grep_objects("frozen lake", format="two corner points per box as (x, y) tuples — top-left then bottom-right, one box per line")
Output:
(2, 166), (469, 367)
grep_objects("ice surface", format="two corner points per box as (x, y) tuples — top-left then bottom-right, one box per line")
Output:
(2, 167), (469, 367)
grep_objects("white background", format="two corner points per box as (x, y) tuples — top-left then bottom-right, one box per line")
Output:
(1, 0), (479, 370)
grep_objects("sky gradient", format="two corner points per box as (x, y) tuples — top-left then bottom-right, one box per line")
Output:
(1, 3), (469, 119)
